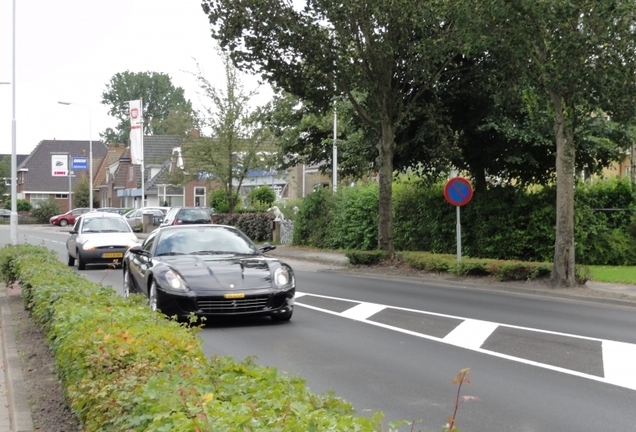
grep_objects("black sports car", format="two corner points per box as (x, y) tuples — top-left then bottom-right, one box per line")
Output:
(122, 224), (295, 321)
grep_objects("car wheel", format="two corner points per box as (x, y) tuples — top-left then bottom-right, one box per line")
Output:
(123, 268), (132, 298)
(148, 280), (158, 312)
(67, 252), (75, 267)
(271, 308), (293, 322)
(77, 250), (86, 270)
(59, 219), (68, 227)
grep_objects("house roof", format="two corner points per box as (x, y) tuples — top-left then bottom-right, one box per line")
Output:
(0, 154), (29, 168)
(101, 136), (182, 192)
(94, 144), (126, 188)
(20, 140), (109, 192)
(135, 135), (182, 190)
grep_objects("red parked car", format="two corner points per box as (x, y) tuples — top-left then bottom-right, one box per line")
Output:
(49, 208), (91, 227)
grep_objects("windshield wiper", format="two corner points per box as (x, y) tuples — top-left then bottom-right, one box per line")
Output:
(156, 252), (186, 256)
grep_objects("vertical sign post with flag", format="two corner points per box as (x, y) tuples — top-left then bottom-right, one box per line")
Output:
(128, 99), (144, 207)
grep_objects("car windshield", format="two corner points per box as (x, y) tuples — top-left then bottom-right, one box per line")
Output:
(81, 217), (131, 233)
(154, 226), (259, 256)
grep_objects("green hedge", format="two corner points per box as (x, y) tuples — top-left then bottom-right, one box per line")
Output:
(211, 212), (275, 242)
(293, 177), (636, 265)
(0, 245), (387, 431)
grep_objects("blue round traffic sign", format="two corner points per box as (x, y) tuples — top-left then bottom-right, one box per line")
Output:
(444, 177), (473, 206)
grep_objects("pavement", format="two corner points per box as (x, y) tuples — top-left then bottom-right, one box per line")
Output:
(0, 232), (635, 431)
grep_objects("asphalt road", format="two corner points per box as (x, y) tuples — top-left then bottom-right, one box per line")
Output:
(4, 224), (636, 431)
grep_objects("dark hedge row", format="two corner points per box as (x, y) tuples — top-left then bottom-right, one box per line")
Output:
(293, 177), (636, 265)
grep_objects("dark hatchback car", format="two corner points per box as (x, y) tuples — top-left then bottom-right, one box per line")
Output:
(122, 225), (295, 321)
(160, 207), (213, 226)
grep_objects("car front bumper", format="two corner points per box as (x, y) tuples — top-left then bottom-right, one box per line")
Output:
(156, 286), (296, 319)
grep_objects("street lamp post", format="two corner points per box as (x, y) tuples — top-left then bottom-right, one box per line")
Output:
(58, 102), (93, 210)
(10, 0), (17, 244)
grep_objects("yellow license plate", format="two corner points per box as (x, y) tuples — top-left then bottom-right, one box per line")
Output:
(102, 252), (123, 259)
(224, 293), (245, 299)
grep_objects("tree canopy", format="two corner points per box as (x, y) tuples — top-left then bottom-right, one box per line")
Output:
(203, 0), (472, 257)
(100, 71), (195, 144)
(178, 53), (274, 213)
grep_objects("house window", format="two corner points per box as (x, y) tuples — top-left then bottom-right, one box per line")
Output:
(30, 193), (52, 208)
(55, 194), (68, 199)
(194, 187), (206, 207)
(159, 185), (184, 207)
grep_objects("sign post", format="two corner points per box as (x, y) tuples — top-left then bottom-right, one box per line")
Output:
(443, 177), (473, 262)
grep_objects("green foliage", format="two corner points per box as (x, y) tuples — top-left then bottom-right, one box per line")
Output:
(72, 175), (97, 208)
(399, 251), (552, 281)
(346, 250), (387, 265)
(292, 188), (335, 248)
(330, 183), (379, 251)
(248, 185), (276, 208)
(180, 52), (275, 214)
(209, 188), (240, 214)
(4, 198), (32, 212)
(294, 177), (636, 266)
(30, 199), (62, 223)
(100, 70), (194, 144)
(0, 244), (387, 431)
(211, 212), (274, 242)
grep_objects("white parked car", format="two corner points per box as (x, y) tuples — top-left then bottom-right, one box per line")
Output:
(66, 212), (139, 270)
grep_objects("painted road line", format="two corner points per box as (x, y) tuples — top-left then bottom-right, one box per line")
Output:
(341, 303), (386, 320)
(443, 319), (499, 350)
(295, 292), (636, 392)
(602, 340), (636, 389)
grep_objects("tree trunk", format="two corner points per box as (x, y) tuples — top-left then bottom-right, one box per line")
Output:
(549, 90), (576, 288)
(377, 120), (396, 259)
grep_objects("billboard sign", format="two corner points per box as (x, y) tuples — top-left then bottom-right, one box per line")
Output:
(52, 155), (68, 177)
(72, 157), (88, 171)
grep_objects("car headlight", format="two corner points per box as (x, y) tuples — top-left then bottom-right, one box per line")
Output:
(82, 241), (96, 251)
(274, 267), (293, 288)
(165, 270), (188, 291)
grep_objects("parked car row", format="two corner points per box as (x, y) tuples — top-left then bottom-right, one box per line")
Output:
(60, 205), (295, 323)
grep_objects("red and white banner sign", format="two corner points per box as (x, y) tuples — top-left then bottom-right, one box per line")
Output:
(128, 99), (143, 164)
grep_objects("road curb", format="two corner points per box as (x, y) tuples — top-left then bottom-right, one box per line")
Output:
(0, 289), (35, 432)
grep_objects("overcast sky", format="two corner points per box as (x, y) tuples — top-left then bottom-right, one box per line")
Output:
(0, 1), (269, 156)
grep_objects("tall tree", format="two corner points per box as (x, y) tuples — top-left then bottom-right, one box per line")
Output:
(483, 0), (636, 287)
(100, 71), (194, 144)
(202, 0), (469, 258)
(179, 53), (274, 213)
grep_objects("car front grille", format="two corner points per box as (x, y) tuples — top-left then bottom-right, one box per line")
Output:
(197, 295), (271, 313)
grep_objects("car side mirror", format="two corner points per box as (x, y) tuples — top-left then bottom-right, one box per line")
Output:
(260, 242), (276, 253)
(128, 244), (144, 255)
(68, 229), (77, 235)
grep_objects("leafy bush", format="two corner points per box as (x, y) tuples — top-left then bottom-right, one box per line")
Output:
(248, 185), (276, 208)
(293, 188), (335, 248)
(331, 183), (379, 250)
(0, 244), (387, 431)
(346, 250), (387, 265)
(30, 199), (62, 223)
(209, 188), (241, 213)
(398, 251), (552, 281)
(4, 198), (32, 212)
(211, 212), (274, 242)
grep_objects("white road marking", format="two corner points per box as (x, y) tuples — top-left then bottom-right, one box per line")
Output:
(602, 340), (636, 389)
(443, 319), (499, 350)
(340, 303), (386, 320)
(295, 291), (636, 392)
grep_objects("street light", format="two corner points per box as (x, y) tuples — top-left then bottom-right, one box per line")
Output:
(10, 0), (17, 244)
(58, 101), (93, 210)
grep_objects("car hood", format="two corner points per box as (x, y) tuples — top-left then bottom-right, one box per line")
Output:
(79, 232), (138, 246)
(156, 255), (273, 292)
